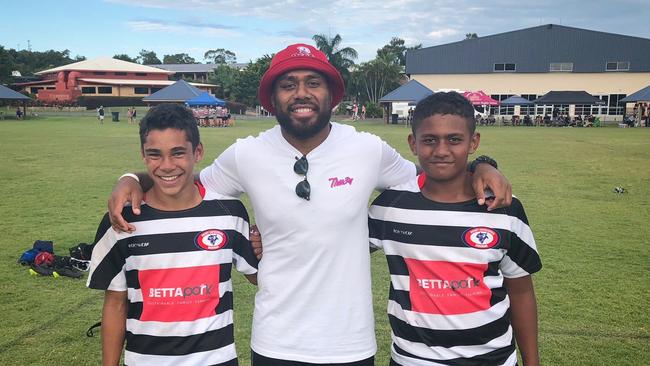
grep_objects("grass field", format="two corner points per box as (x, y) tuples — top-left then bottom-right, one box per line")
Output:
(0, 115), (649, 365)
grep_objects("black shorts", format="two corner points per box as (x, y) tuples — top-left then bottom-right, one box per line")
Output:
(251, 350), (374, 366)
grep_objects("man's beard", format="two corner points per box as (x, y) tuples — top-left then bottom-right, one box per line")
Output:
(276, 107), (332, 140)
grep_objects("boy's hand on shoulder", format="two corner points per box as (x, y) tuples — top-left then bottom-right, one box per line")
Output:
(250, 225), (262, 260)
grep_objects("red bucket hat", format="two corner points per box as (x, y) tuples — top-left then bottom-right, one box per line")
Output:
(258, 43), (345, 114)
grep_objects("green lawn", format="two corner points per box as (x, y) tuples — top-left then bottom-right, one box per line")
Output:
(0, 115), (648, 365)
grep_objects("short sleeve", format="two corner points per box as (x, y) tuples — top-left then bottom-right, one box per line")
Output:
(368, 194), (388, 251)
(376, 139), (416, 190)
(87, 213), (128, 291)
(199, 143), (245, 197)
(233, 235), (259, 275)
(500, 199), (542, 278)
(226, 200), (258, 275)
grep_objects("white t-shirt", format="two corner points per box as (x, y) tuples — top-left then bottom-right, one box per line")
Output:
(200, 122), (416, 363)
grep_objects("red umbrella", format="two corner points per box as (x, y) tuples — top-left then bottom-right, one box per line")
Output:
(463, 91), (500, 106)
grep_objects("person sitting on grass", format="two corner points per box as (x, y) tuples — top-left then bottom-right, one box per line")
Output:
(87, 103), (258, 366)
(369, 91), (542, 366)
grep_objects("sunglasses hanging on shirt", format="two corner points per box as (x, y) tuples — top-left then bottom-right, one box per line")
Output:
(294, 156), (310, 201)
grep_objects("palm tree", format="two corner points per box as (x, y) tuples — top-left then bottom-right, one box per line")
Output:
(312, 34), (358, 89)
(352, 53), (401, 104)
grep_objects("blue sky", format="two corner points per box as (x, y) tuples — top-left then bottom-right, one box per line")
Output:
(2, 0), (649, 64)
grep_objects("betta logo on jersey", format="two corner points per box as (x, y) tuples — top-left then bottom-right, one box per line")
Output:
(139, 265), (220, 322)
(195, 229), (228, 251)
(463, 227), (500, 249)
(405, 259), (492, 315)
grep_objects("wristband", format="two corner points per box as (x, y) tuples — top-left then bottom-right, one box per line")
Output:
(468, 155), (498, 173)
(118, 173), (140, 183)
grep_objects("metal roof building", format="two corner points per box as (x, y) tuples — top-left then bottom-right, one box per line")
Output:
(407, 24), (650, 75)
(405, 24), (650, 118)
(150, 63), (248, 82)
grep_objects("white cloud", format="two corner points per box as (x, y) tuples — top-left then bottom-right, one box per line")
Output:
(127, 20), (173, 32)
(126, 19), (241, 38)
(427, 28), (459, 39)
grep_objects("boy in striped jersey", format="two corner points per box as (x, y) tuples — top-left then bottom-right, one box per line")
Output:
(87, 104), (258, 366)
(369, 92), (541, 366)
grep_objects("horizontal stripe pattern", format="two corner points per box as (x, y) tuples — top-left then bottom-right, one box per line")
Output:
(370, 184), (540, 364)
(392, 325), (514, 360)
(88, 198), (257, 365)
(388, 294), (510, 331)
(125, 343), (238, 366)
(391, 342), (517, 366)
(126, 310), (233, 337)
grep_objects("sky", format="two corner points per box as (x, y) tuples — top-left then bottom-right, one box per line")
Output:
(2, 0), (650, 65)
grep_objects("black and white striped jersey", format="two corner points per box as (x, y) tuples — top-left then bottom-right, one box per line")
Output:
(369, 177), (541, 366)
(88, 188), (257, 366)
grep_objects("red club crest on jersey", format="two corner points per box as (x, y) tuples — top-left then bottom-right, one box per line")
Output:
(195, 229), (228, 251)
(463, 227), (500, 249)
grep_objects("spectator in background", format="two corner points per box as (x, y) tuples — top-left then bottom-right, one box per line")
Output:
(523, 114), (532, 126)
(97, 106), (105, 124)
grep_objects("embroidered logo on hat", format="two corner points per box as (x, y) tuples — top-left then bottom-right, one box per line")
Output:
(295, 46), (313, 57)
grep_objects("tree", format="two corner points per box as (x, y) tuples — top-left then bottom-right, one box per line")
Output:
(350, 52), (401, 104)
(231, 54), (272, 106)
(208, 64), (240, 99)
(312, 34), (358, 90)
(377, 37), (422, 67)
(0, 46), (15, 83)
(465, 33), (478, 39)
(139, 49), (161, 64)
(8, 48), (79, 75)
(204, 49), (236, 64)
(163, 53), (196, 64)
(113, 54), (138, 63)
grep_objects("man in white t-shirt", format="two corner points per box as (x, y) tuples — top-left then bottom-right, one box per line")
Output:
(108, 43), (511, 366)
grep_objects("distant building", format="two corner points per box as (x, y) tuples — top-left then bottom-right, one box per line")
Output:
(150, 63), (219, 83)
(406, 24), (650, 117)
(151, 63), (248, 82)
(14, 57), (216, 104)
